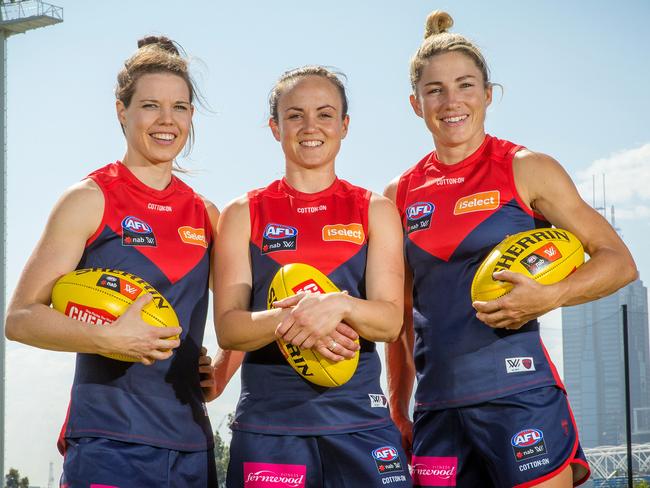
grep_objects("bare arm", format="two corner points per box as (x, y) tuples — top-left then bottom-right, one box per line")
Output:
(213, 196), (291, 351)
(384, 178), (415, 457)
(199, 346), (244, 402)
(274, 193), (404, 344)
(201, 194), (220, 291)
(5, 180), (181, 363)
(197, 197), (244, 402)
(353, 192), (405, 341)
(474, 151), (638, 329)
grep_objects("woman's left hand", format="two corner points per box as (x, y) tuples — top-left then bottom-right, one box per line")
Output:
(472, 270), (562, 330)
(273, 292), (352, 349)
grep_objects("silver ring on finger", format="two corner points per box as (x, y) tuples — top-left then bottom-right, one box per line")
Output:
(328, 339), (337, 351)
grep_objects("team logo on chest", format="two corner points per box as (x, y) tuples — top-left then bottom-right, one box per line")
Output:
(121, 216), (156, 247)
(322, 223), (364, 245)
(262, 223), (298, 254)
(405, 202), (434, 234)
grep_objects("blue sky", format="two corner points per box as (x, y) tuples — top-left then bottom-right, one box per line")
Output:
(5, 1), (650, 484)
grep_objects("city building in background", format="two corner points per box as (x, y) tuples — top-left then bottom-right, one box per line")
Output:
(563, 278), (650, 447)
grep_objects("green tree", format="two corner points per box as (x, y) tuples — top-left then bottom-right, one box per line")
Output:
(635, 479), (650, 488)
(214, 412), (234, 487)
(5, 468), (29, 488)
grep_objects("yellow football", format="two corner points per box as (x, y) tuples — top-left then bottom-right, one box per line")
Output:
(51, 268), (180, 362)
(268, 263), (360, 388)
(471, 228), (584, 302)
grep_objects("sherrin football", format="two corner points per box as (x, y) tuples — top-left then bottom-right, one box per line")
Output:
(268, 263), (360, 388)
(51, 268), (180, 362)
(471, 228), (584, 302)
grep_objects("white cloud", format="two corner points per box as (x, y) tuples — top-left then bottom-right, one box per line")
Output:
(575, 143), (650, 220)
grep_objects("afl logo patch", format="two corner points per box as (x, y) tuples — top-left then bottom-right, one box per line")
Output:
(406, 202), (434, 234)
(511, 428), (547, 462)
(262, 223), (298, 254)
(121, 216), (156, 247)
(371, 446), (404, 474)
(372, 446), (399, 462)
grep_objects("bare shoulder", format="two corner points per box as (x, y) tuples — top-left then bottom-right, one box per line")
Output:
(512, 149), (572, 185)
(368, 192), (401, 237)
(64, 177), (104, 203)
(221, 194), (249, 219)
(217, 194), (251, 236)
(512, 149), (575, 212)
(370, 191), (398, 213)
(383, 175), (401, 202)
(52, 178), (104, 232)
(197, 193), (221, 232)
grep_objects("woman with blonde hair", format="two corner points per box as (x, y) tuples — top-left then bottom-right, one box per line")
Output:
(386, 11), (637, 488)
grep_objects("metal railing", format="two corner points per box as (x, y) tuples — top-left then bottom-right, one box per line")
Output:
(586, 443), (650, 479)
(0, 0), (63, 23)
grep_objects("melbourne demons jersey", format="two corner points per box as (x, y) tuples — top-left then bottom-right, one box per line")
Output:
(59, 162), (213, 452)
(396, 135), (563, 411)
(231, 178), (393, 436)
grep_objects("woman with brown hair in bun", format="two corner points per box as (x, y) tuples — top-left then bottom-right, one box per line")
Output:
(385, 10), (637, 488)
(5, 37), (227, 486)
(215, 66), (412, 487)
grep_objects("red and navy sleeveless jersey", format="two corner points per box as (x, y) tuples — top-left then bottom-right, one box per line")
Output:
(59, 162), (213, 452)
(231, 178), (394, 436)
(396, 135), (564, 411)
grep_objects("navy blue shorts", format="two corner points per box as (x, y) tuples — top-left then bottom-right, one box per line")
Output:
(228, 425), (412, 487)
(60, 437), (218, 488)
(411, 387), (590, 487)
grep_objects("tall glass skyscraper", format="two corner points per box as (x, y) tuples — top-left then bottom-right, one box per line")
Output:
(562, 279), (650, 448)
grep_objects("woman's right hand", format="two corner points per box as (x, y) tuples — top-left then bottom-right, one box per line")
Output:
(393, 415), (413, 463)
(102, 294), (182, 365)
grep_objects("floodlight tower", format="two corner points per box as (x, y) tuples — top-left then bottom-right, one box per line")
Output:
(0, 1), (62, 484)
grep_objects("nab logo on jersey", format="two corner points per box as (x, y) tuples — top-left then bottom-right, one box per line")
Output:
(262, 223), (298, 254)
(121, 216), (156, 247)
(406, 202), (434, 234)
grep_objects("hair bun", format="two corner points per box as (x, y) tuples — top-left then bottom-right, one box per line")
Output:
(424, 11), (453, 38)
(137, 35), (180, 56)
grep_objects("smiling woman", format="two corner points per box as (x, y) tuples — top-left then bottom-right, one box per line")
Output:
(4, 36), (224, 486)
(117, 72), (193, 171)
(385, 10), (637, 488)
(214, 66), (412, 487)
